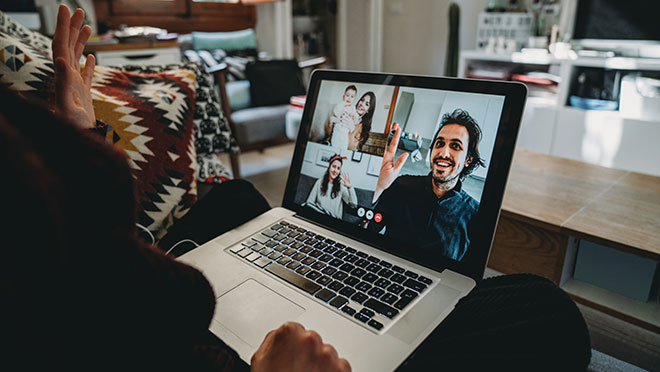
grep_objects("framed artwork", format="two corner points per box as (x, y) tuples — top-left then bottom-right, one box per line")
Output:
(351, 150), (363, 162)
(316, 149), (334, 167)
(366, 155), (382, 176)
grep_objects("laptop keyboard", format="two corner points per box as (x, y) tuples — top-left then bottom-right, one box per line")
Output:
(228, 220), (434, 333)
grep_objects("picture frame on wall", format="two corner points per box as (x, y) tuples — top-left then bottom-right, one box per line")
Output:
(351, 150), (363, 162)
(367, 155), (382, 176)
(316, 149), (335, 167)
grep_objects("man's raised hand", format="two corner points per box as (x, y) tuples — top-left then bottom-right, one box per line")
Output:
(372, 123), (409, 203)
(52, 5), (96, 129)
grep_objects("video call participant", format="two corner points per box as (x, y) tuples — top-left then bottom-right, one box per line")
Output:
(324, 91), (376, 151)
(367, 109), (485, 261)
(305, 154), (357, 219)
(328, 85), (360, 150)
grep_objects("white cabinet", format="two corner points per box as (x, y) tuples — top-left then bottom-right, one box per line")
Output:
(517, 99), (557, 154)
(95, 47), (181, 67)
(552, 108), (660, 175)
(460, 50), (660, 177)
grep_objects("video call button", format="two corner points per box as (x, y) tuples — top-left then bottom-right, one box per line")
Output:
(357, 207), (366, 218)
(365, 210), (374, 220)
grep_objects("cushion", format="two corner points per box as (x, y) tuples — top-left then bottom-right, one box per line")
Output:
(192, 29), (257, 51)
(0, 10), (52, 59)
(111, 62), (239, 185)
(92, 65), (199, 237)
(112, 62), (239, 155)
(245, 59), (305, 107)
(197, 153), (232, 184)
(0, 31), (54, 102)
(0, 15), (202, 237)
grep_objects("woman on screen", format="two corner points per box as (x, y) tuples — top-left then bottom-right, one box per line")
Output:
(305, 154), (357, 219)
(325, 91), (376, 152)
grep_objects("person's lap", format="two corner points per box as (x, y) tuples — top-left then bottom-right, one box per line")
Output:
(159, 179), (591, 371)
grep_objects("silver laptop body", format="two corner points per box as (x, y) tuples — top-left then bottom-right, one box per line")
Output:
(179, 70), (526, 371)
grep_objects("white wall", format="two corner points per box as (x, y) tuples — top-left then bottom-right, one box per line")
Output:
(255, 0), (293, 59)
(395, 88), (448, 137)
(381, 0), (450, 75)
(453, 0), (489, 51)
(338, 0), (373, 71)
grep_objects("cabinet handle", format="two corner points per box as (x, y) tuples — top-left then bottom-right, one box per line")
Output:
(124, 54), (157, 60)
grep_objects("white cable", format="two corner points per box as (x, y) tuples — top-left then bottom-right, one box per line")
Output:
(135, 223), (155, 244)
(165, 239), (199, 256)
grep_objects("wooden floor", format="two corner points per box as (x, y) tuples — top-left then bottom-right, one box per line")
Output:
(219, 143), (293, 207)
(225, 144), (659, 371)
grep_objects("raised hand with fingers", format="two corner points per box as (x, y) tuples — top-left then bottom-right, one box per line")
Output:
(52, 5), (96, 129)
(251, 322), (351, 372)
(372, 122), (409, 203)
(340, 172), (352, 189)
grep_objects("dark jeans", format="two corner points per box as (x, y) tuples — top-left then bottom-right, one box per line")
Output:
(159, 180), (592, 371)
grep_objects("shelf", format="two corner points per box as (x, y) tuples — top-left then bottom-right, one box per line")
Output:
(462, 50), (660, 71)
(461, 50), (561, 65)
(570, 56), (660, 71)
(562, 278), (660, 333)
(527, 96), (558, 107)
(559, 106), (660, 125)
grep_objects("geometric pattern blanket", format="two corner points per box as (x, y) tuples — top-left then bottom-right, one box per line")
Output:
(112, 62), (238, 184)
(92, 65), (198, 238)
(0, 18), (199, 238)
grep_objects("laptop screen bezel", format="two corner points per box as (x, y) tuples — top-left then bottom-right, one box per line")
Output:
(282, 70), (526, 282)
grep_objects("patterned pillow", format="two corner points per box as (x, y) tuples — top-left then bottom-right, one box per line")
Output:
(92, 65), (199, 238)
(114, 62), (239, 183)
(0, 14), (200, 236)
(197, 153), (232, 184)
(0, 11), (52, 59)
(0, 31), (54, 102)
(114, 62), (238, 153)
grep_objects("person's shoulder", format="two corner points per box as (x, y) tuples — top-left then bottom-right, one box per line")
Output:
(459, 190), (480, 212)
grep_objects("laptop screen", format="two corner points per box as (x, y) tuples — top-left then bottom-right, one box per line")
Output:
(284, 71), (525, 280)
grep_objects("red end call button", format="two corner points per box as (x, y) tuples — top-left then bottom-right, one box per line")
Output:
(374, 213), (382, 223)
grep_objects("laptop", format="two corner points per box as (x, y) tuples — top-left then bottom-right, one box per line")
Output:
(179, 70), (526, 371)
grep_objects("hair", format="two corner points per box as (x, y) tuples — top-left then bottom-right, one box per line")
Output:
(434, 108), (485, 179)
(320, 156), (342, 199)
(344, 85), (357, 94)
(356, 91), (376, 150)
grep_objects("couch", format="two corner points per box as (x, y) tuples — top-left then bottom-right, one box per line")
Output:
(181, 30), (325, 177)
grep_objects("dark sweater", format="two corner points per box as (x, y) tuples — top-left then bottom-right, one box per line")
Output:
(0, 87), (237, 371)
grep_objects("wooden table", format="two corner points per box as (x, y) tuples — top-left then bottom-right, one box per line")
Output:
(489, 150), (660, 332)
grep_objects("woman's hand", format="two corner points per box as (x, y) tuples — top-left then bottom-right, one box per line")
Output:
(372, 123), (408, 203)
(52, 5), (96, 129)
(340, 172), (352, 189)
(251, 322), (351, 372)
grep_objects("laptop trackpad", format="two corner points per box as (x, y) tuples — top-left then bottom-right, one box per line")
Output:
(214, 279), (305, 347)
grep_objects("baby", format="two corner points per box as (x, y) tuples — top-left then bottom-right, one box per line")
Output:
(329, 85), (360, 150)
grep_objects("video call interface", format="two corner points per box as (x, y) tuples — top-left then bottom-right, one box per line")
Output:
(294, 80), (505, 262)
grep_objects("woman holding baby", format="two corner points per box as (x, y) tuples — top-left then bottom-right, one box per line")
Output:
(325, 87), (376, 151)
